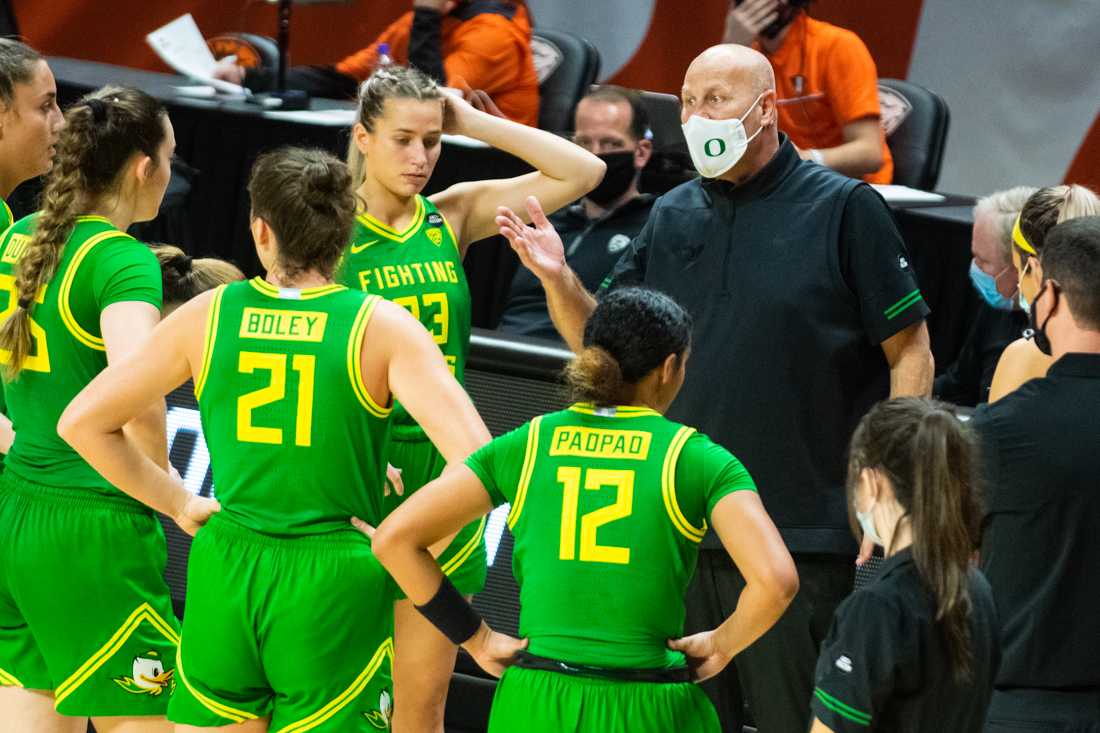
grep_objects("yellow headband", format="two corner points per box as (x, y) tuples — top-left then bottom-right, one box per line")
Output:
(1012, 213), (1037, 256)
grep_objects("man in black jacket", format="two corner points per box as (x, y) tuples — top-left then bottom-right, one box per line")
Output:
(497, 44), (933, 732)
(498, 87), (654, 340)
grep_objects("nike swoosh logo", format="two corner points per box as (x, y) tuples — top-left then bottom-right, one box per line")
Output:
(350, 239), (381, 254)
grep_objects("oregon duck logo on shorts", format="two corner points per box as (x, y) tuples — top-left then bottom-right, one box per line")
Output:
(113, 651), (175, 696)
(363, 689), (392, 729)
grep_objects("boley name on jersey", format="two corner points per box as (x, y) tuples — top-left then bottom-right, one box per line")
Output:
(239, 307), (328, 342)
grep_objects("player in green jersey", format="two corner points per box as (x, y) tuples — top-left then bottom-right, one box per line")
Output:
(339, 63), (606, 732)
(0, 40), (64, 462)
(60, 146), (492, 732)
(151, 245), (244, 315)
(0, 87), (204, 732)
(365, 287), (800, 732)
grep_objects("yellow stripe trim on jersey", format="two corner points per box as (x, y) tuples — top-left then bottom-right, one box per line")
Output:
(175, 640), (257, 723)
(442, 214), (461, 256)
(248, 277), (346, 301)
(347, 294), (391, 418)
(507, 415), (542, 530)
(356, 195), (426, 243)
(0, 665), (23, 687)
(441, 515), (487, 576)
(58, 230), (135, 351)
(54, 602), (180, 706)
(274, 638), (394, 733)
(193, 284), (226, 401)
(0, 199), (12, 227)
(567, 402), (662, 419)
(662, 426), (706, 543)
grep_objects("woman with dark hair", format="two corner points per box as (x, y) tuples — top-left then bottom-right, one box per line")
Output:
(365, 286), (798, 733)
(60, 147), (491, 732)
(0, 38), (64, 459)
(0, 85), (186, 731)
(810, 398), (999, 732)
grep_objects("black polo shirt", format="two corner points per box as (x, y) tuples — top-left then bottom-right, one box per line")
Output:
(603, 136), (929, 553)
(499, 195), (655, 340)
(811, 550), (1000, 732)
(934, 303), (1028, 407)
(971, 352), (1100, 690)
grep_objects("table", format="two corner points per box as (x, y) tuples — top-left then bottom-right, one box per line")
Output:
(46, 56), (977, 370)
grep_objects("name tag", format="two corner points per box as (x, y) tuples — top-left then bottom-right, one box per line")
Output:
(549, 426), (652, 460)
(239, 307), (328, 342)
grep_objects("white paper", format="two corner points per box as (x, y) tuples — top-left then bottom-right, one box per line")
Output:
(871, 184), (947, 204)
(146, 14), (248, 96)
(264, 108), (358, 126)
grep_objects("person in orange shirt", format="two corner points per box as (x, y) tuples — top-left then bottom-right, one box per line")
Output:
(214, 0), (540, 126)
(723, 0), (893, 183)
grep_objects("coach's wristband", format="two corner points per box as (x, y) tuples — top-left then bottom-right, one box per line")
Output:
(415, 576), (483, 646)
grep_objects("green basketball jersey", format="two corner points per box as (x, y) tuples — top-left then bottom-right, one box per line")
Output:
(467, 403), (757, 670)
(195, 278), (394, 536)
(0, 198), (12, 453)
(0, 215), (162, 496)
(335, 195), (470, 437)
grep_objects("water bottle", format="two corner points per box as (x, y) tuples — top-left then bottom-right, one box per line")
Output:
(377, 43), (393, 69)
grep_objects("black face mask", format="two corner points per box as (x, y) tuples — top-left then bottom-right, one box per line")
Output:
(1029, 281), (1058, 356)
(760, 1), (807, 39)
(587, 150), (638, 208)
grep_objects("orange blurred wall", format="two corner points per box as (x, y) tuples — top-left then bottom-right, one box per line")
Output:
(19, 0), (921, 88)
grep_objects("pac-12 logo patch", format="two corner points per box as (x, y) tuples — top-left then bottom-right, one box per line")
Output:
(898, 256), (909, 270)
(834, 654), (853, 673)
(607, 234), (631, 254)
(114, 650), (176, 696)
(427, 228), (443, 246)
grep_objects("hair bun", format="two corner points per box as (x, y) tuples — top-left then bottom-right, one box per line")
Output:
(167, 252), (192, 275)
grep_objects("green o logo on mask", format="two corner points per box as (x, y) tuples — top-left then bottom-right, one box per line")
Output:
(704, 138), (727, 157)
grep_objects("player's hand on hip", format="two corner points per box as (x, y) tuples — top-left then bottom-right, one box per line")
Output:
(350, 516), (376, 538)
(175, 495), (221, 536)
(496, 197), (567, 283)
(212, 58), (247, 85)
(668, 630), (735, 682)
(723, 0), (780, 45)
(463, 623), (528, 678)
(385, 463), (404, 497)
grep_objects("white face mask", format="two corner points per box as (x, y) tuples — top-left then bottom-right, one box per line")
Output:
(681, 93), (765, 179)
(856, 502), (884, 547)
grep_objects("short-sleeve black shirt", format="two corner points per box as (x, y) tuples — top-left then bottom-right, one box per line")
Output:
(603, 137), (929, 553)
(971, 352), (1100, 689)
(812, 550), (1000, 732)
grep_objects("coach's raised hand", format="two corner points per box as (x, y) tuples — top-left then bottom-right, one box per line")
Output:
(497, 197), (566, 281)
(497, 196), (596, 352)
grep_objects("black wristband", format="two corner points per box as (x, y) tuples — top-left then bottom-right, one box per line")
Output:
(415, 575), (483, 646)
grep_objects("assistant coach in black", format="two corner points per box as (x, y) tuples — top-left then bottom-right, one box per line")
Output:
(496, 44), (934, 733)
(971, 217), (1100, 733)
(810, 398), (999, 733)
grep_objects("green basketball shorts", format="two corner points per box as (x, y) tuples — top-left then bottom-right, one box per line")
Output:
(168, 514), (395, 730)
(488, 666), (721, 733)
(0, 472), (180, 717)
(385, 435), (487, 597)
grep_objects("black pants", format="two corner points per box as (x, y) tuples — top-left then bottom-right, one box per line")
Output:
(685, 550), (855, 733)
(985, 689), (1100, 732)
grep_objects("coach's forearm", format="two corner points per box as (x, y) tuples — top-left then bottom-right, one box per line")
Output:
(544, 267), (597, 354)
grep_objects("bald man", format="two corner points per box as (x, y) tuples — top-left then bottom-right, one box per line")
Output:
(499, 44), (933, 731)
